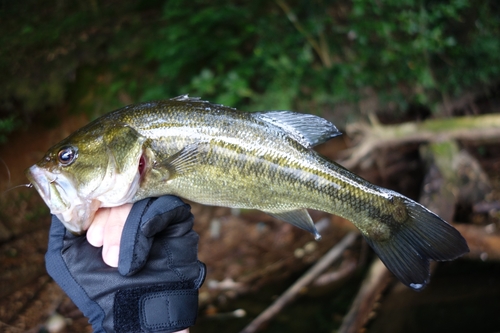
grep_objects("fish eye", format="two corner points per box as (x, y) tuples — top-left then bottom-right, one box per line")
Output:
(57, 146), (78, 166)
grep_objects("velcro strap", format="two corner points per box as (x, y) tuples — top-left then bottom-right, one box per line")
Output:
(139, 289), (198, 332)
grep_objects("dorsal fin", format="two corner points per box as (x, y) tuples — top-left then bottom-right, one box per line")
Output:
(169, 95), (237, 111)
(170, 95), (203, 102)
(253, 111), (342, 148)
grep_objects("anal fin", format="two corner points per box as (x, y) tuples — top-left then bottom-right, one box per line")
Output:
(266, 209), (321, 240)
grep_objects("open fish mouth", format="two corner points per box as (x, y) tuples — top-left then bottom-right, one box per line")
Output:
(26, 165), (89, 233)
(26, 165), (69, 212)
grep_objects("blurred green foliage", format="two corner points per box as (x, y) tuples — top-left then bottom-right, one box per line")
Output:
(0, 116), (16, 143)
(0, 0), (499, 139)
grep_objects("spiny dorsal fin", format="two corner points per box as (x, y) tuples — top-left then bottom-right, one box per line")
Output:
(170, 95), (203, 102)
(254, 111), (341, 149)
(169, 95), (237, 111)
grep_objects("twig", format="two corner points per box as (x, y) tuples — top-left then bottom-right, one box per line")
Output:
(473, 201), (500, 214)
(274, 0), (332, 68)
(239, 232), (358, 333)
(455, 224), (500, 261)
(337, 258), (392, 333)
(312, 257), (357, 287)
(0, 157), (11, 188)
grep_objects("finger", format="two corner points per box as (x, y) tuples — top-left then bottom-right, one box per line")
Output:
(87, 208), (111, 247)
(102, 204), (133, 267)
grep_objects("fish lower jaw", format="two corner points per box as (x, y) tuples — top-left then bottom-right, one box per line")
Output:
(95, 171), (141, 207)
(54, 199), (101, 234)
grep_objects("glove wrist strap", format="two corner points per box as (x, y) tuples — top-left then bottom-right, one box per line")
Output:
(114, 284), (199, 333)
(139, 289), (199, 332)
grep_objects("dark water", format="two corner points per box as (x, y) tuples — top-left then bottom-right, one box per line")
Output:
(191, 266), (364, 332)
(192, 259), (500, 333)
(369, 260), (500, 333)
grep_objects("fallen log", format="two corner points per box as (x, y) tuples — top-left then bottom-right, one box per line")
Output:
(341, 113), (500, 169)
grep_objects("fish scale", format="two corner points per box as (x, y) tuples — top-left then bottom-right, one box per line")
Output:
(26, 95), (469, 290)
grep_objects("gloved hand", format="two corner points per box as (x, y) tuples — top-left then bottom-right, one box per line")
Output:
(45, 196), (206, 333)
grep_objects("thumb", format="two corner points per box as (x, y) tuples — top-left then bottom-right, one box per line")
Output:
(117, 198), (152, 276)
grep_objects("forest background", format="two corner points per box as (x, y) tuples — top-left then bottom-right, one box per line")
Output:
(1, 1), (500, 332)
(1, 0), (499, 138)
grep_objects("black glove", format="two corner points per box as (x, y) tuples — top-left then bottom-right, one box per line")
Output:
(45, 196), (206, 333)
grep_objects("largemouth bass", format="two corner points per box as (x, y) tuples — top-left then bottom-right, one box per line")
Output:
(26, 95), (468, 290)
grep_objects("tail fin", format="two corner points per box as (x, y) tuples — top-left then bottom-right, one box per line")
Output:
(363, 199), (469, 291)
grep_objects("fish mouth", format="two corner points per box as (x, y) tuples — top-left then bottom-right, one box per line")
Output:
(26, 165), (92, 234)
(26, 165), (68, 212)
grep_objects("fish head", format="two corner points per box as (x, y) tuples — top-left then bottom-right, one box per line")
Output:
(26, 121), (147, 234)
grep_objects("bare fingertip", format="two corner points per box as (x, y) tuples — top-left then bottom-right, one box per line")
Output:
(87, 225), (104, 247)
(104, 245), (120, 267)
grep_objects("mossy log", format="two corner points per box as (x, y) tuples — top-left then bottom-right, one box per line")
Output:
(341, 113), (500, 169)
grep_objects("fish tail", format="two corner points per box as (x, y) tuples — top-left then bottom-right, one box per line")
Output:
(362, 199), (469, 291)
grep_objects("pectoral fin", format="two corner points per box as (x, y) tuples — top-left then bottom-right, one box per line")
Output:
(266, 209), (321, 240)
(160, 143), (202, 178)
